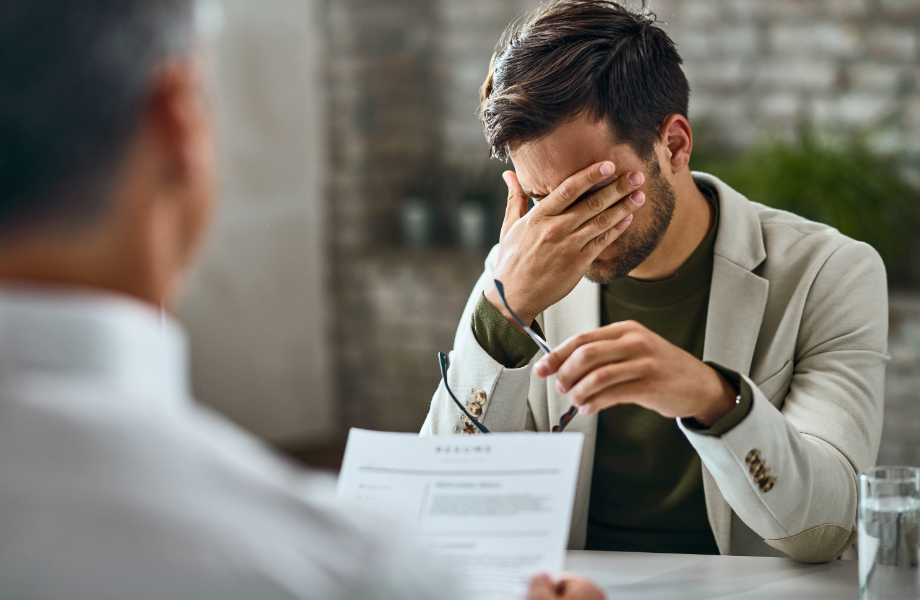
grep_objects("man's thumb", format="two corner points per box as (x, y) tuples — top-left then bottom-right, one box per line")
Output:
(525, 573), (555, 600)
(502, 170), (528, 222)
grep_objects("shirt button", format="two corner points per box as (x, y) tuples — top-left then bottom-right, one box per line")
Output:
(469, 402), (483, 417)
(474, 390), (487, 404)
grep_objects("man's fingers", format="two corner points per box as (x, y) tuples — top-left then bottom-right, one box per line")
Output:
(527, 573), (606, 600)
(557, 574), (607, 600)
(565, 359), (647, 407)
(576, 379), (647, 416)
(501, 171), (529, 237)
(538, 161), (615, 217)
(526, 573), (557, 600)
(576, 190), (644, 251)
(534, 322), (636, 378)
(569, 170), (644, 231)
(554, 337), (642, 395)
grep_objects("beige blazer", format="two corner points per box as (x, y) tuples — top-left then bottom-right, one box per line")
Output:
(421, 173), (888, 563)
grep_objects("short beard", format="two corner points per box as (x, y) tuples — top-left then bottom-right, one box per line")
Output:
(584, 160), (676, 285)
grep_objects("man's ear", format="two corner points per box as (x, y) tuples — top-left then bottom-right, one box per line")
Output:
(658, 115), (693, 174)
(146, 58), (213, 191)
(138, 56), (216, 305)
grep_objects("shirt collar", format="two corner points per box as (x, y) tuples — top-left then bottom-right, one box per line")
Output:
(0, 283), (191, 407)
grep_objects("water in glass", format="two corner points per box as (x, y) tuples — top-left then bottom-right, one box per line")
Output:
(860, 483), (920, 599)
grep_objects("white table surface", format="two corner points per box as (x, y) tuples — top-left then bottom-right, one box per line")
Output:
(565, 551), (858, 599)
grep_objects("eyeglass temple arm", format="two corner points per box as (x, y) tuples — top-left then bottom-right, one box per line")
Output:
(438, 352), (490, 434)
(493, 280), (552, 354)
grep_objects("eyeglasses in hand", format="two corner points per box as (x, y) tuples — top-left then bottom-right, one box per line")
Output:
(437, 279), (578, 434)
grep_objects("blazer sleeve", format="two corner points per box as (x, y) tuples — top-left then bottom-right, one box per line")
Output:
(420, 245), (537, 436)
(679, 239), (888, 563)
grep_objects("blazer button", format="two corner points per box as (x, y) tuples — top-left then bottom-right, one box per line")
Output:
(745, 449), (761, 465)
(464, 419), (476, 431)
(469, 402), (483, 417)
(759, 476), (776, 493)
(461, 428), (475, 435)
(474, 390), (488, 404)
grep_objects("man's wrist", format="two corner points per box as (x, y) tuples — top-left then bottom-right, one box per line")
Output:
(484, 284), (537, 331)
(471, 293), (541, 369)
(691, 366), (739, 427)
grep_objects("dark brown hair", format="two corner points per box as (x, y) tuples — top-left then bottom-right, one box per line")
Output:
(480, 0), (689, 161)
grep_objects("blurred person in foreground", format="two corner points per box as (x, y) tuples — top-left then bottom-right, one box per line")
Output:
(0, 2), (604, 599)
(423, 0), (888, 563)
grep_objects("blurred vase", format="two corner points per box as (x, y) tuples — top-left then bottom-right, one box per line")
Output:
(401, 197), (434, 249)
(457, 200), (487, 253)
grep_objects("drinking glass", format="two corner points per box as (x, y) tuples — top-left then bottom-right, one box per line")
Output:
(859, 466), (920, 600)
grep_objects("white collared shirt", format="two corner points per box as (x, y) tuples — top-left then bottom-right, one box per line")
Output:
(0, 286), (453, 600)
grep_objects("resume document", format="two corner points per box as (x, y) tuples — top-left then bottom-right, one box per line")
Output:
(337, 429), (584, 600)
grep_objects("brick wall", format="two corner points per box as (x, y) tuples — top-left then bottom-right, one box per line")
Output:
(439, 0), (920, 161)
(325, 0), (920, 463)
(664, 0), (920, 153)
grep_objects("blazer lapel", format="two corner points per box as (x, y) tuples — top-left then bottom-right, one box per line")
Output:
(697, 171), (770, 376)
(703, 257), (770, 375)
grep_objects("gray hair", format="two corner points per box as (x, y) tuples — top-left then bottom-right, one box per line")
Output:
(0, 0), (196, 233)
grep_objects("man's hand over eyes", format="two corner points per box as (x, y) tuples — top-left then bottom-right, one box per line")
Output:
(484, 161), (645, 329)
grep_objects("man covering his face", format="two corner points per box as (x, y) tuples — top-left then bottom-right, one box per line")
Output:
(423, 0), (887, 564)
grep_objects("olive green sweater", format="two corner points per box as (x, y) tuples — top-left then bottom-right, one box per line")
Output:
(471, 181), (752, 554)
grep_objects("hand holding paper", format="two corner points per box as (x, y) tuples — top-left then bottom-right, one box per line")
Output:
(337, 429), (586, 600)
